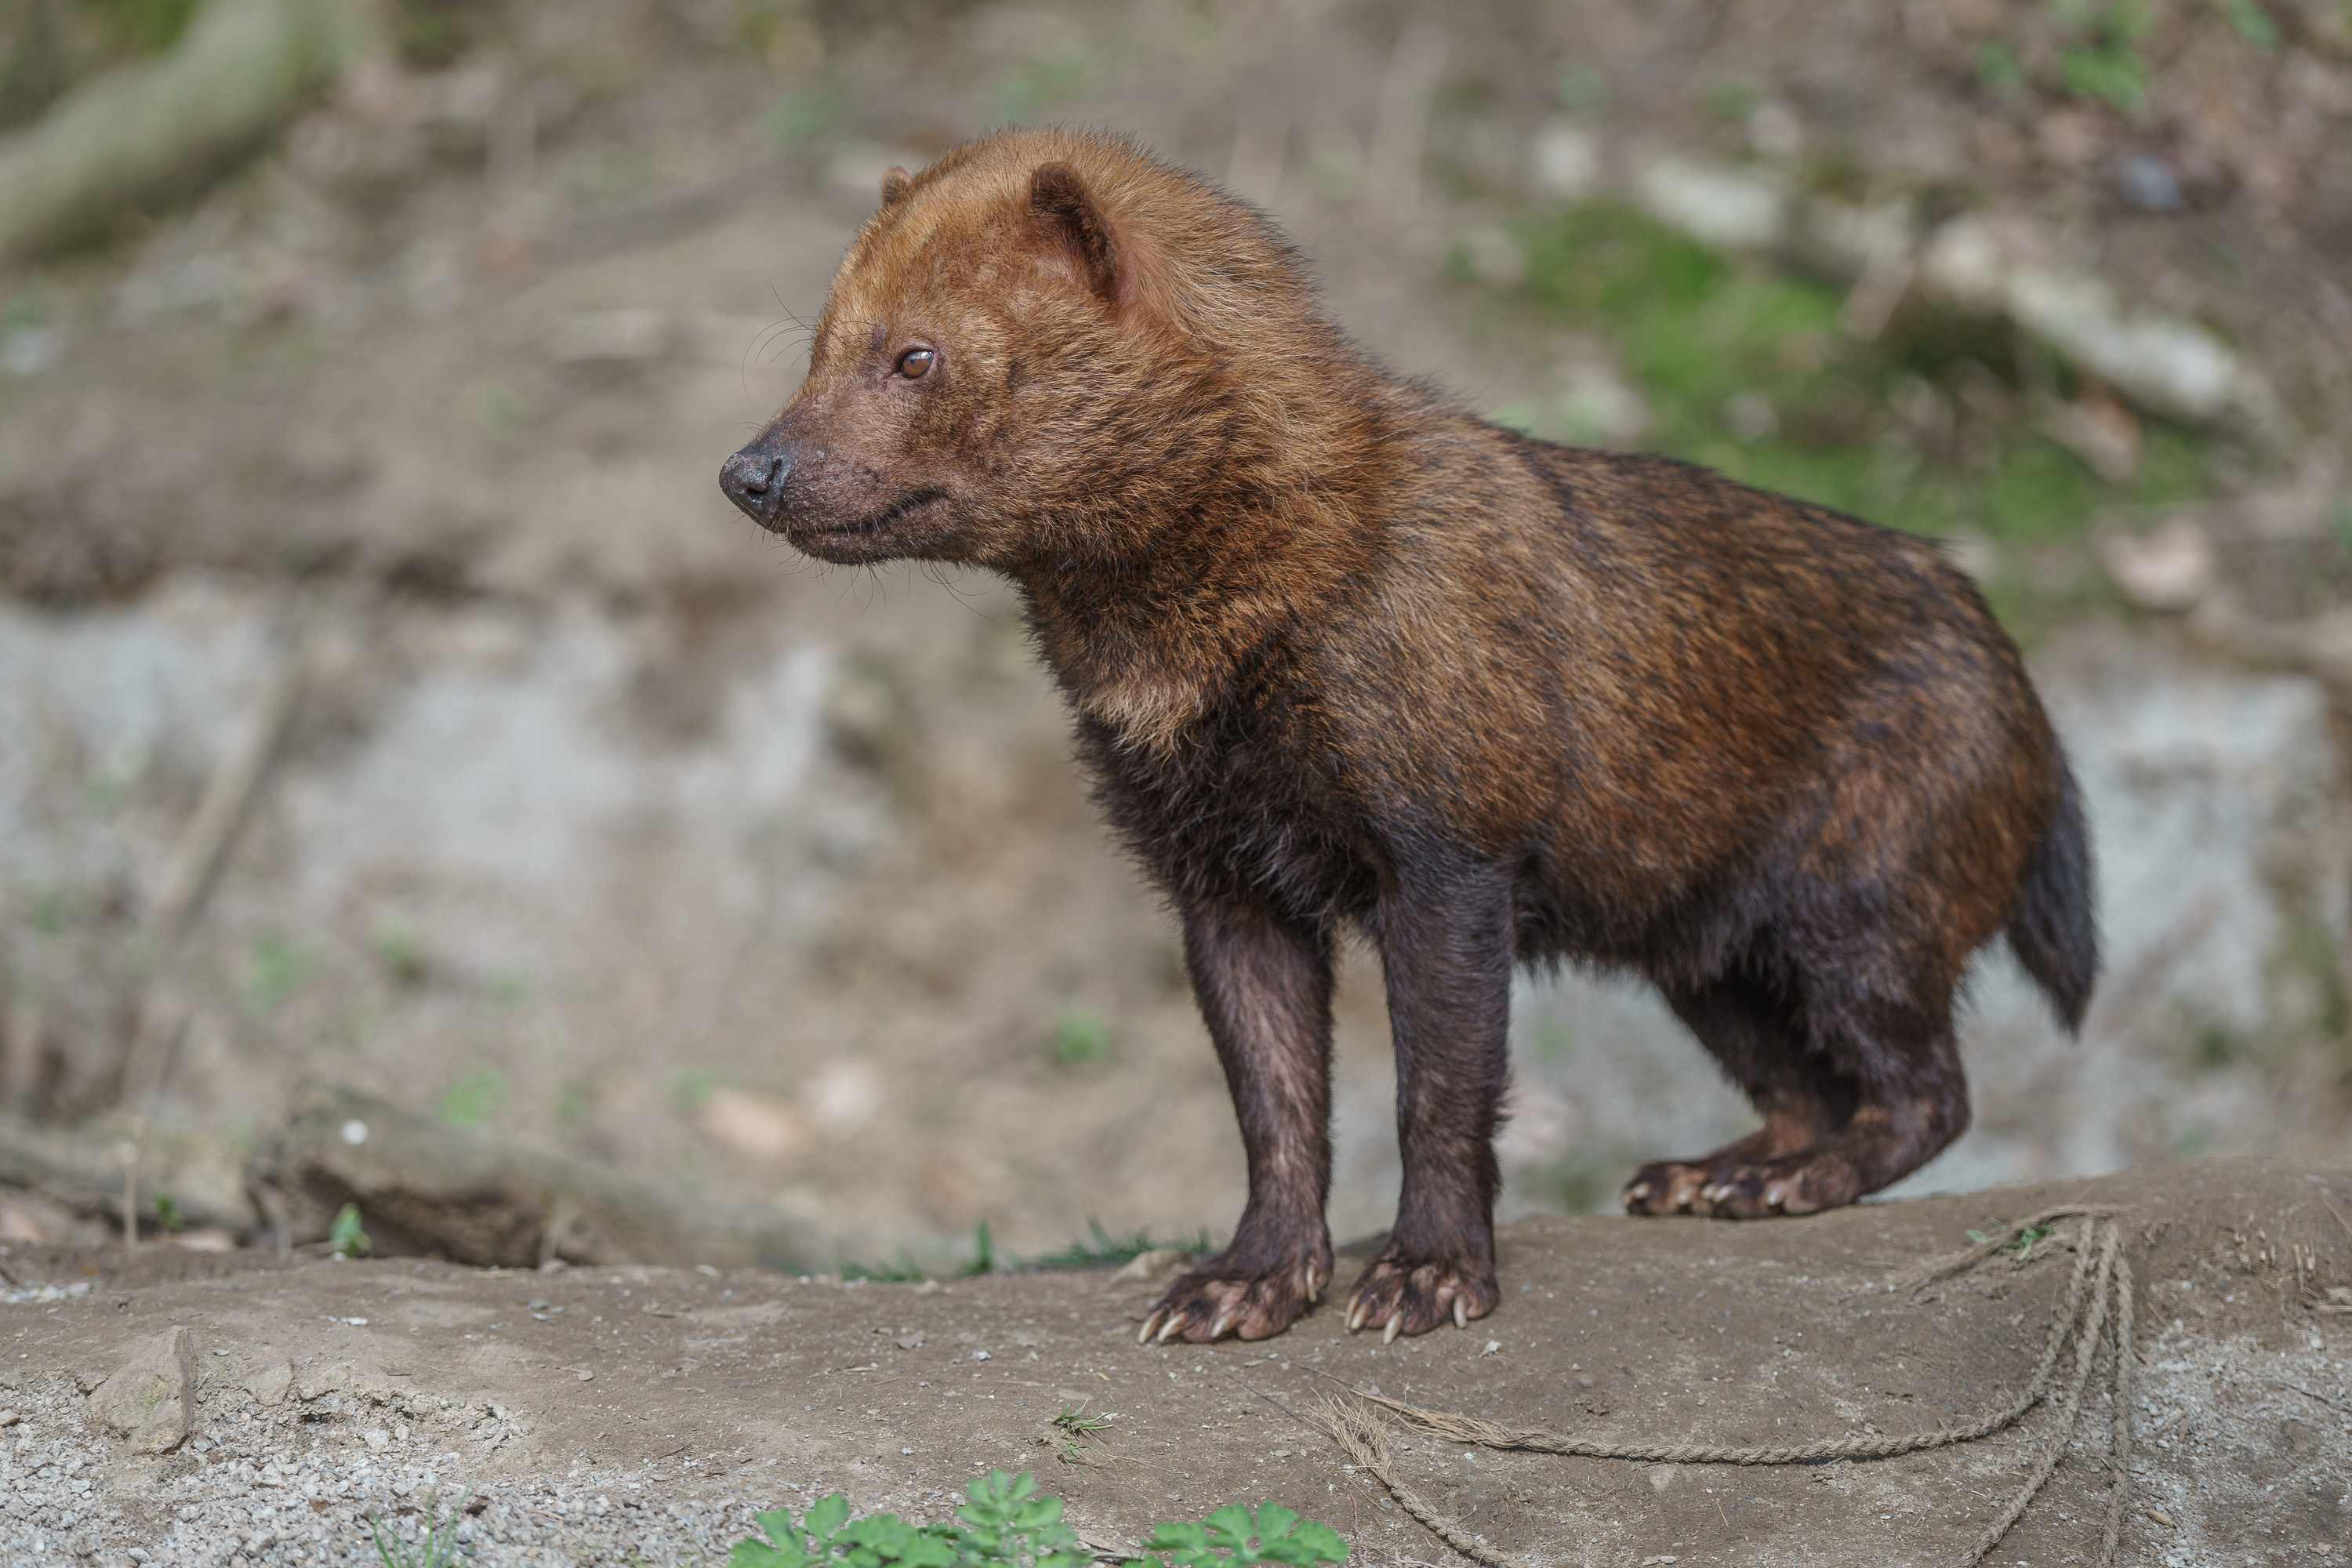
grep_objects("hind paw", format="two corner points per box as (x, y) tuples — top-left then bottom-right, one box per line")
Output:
(1624, 1154), (1864, 1218)
(1621, 1160), (1712, 1215)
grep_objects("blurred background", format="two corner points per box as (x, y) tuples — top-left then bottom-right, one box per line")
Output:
(0, 0), (2346, 1269)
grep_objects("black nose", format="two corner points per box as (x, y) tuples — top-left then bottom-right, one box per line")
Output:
(720, 445), (790, 524)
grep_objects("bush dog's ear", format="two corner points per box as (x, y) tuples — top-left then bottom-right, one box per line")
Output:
(1028, 162), (1120, 307)
(880, 166), (912, 207)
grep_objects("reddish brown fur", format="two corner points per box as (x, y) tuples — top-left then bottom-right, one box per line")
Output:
(719, 129), (2097, 1344)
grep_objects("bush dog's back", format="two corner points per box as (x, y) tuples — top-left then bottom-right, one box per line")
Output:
(720, 128), (2096, 1343)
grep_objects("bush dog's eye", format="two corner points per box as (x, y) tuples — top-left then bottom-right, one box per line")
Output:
(896, 347), (935, 379)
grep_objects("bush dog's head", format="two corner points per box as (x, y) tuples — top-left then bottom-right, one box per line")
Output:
(719, 129), (1351, 575)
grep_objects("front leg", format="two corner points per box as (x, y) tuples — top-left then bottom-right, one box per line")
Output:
(1141, 896), (1336, 1345)
(1347, 855), (1512, 1341)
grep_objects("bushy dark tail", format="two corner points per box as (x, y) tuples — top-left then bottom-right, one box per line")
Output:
(2007, 744), (2099, 1034)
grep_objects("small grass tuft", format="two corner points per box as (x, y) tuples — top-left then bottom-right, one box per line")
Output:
(1966, 1220), (2055, 1258)
(959, 1220), (997, 1278)
(1048, 1007), (1115, 1069)
(329, 1203), (370, 1261)
(437, 1064), (509, 1131)
(1023, 1220), (1216, 1272)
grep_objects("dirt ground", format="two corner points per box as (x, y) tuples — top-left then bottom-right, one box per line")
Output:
(2, 1158), (2347, 1567)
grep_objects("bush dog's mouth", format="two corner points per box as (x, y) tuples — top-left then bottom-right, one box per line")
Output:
(789, 490), (948, 561)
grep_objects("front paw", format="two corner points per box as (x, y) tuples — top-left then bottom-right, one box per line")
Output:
(1344, 1250), (1497, 1341)
(1138, 1252), (1329, 1345)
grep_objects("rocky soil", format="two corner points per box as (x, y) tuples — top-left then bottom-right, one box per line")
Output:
(2, 1160), (2349, 1568)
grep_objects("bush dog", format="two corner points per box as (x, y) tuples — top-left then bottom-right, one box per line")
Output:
(718, 128), (2097, 1345)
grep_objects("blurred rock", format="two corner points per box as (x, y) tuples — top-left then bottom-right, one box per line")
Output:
(249, 1082), (866, 1270)
(2042, 388), (2143, 482)
(1454, 224), (1523, 286)
(1526, 118), (1599, 199)
(2115, 151), (2185, 213)
(1112, 1246), (1190, 1283)
(2098, 517), (2217, 611)
(1918, 216), (2288, 442)
(1722, 390), (1779, 442)
(803, 1060), (882, 1138)
(88, 1326), (194, 1454)
(1632, 152), (1787, 249)
(1555, 354), (1648, 447)
(695, 1087), (809, 1163)
(245, 1360), (292, 1407)
(1744, 100), (1802, 160)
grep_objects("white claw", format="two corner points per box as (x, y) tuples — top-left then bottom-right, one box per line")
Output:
(1209, 1311), (1235, 1341)
(1626, 1181), (1650, 1201)
(1347, 1298), (1368, 1332)
(1454, 1298), (1468, 1330)
(1138, 1313), (1159, 1345)
(1382, 1316), (1402, 1345)
(1156, 1316), (1182, 1345)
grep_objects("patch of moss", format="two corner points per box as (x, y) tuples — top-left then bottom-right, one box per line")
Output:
(1504, 202), (2222, 622)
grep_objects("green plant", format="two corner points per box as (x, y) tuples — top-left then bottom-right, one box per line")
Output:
(83, 0), (199, 56)
(1552, 62), (1607, 111)
(374, 920), (428, 985)
(151, 1194), (184, 1233)
(1048, 1007), (1114, 1069)
(1504, 198), (2219, 637)
(1142, 1504), (1347, 1568)
(2054, 0), (2153, 114)
(767, 86), (844, 147)
(1050, 1403), (1114, 1461)
(330, 1203), (371, 1260)
(1967, 1220), (2054, 1258)
(1700, 77), (1759, 123)
(732, 1471), (1090, 1568)
(2221, 0), (2281, 50)
(731, 1473), (1345, 1568)
(28, 887), (70, 936)
(437, 1064), (508, 1131)
(368, 1489), (470, 1567)
(992, 56), (1092, 122)
(1974, 40), (2026, 93)
(1023, 1220), (1214, 1271)
(244, 931), (318, 1015)
(956, 1220), (998, 1277)
(670, 1066), (727, 1112)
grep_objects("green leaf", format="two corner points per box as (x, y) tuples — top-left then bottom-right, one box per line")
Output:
(1142, 1522), (1212, 1555)
(1202, 1504), (1258, 1555)
(1286, 1520), (1347, 1563)
(328, 1203), (370, 1259)
(806, 1494), (852, 1545)
(732, 1543), (804, 1568)
(897, 1535), (956, 1568)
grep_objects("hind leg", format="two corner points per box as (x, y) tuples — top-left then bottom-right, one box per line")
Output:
(1623, 974), (1855, 1214)
(1623, 975), (1969, 1218)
